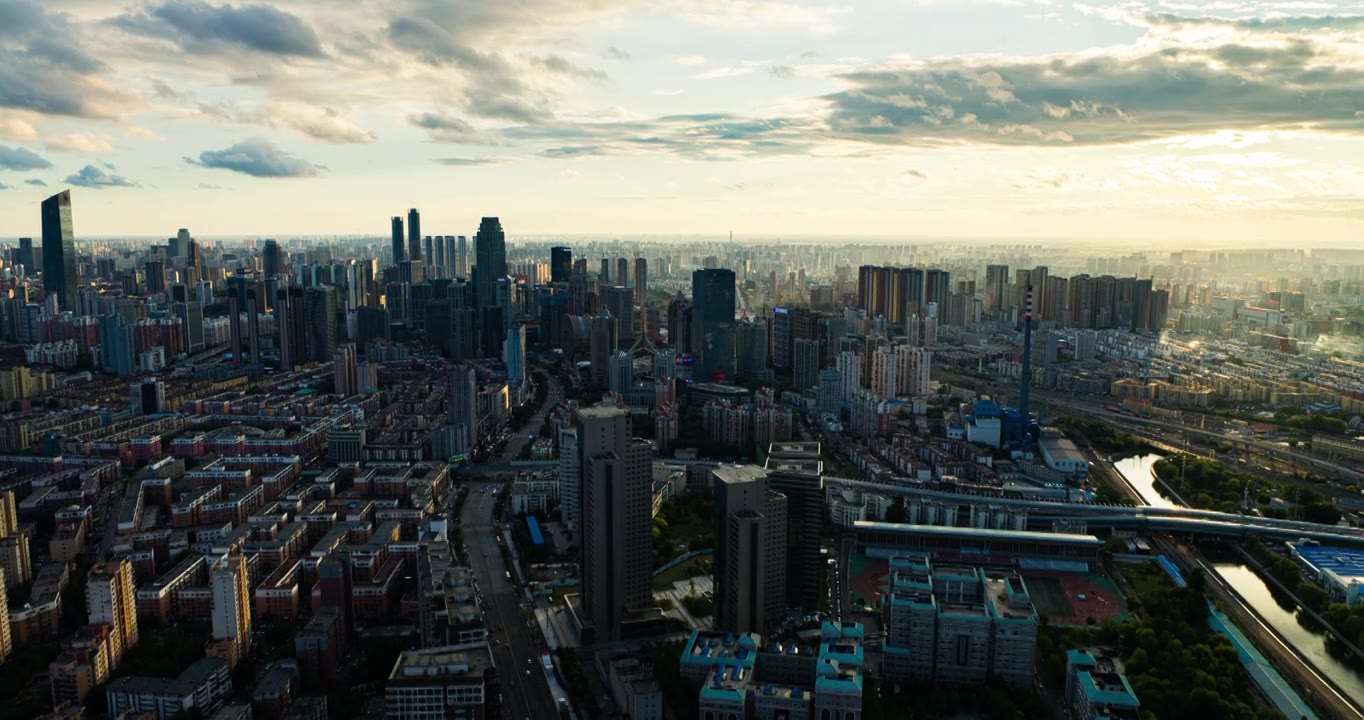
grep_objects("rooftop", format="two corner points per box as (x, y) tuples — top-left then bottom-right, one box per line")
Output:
(853, 521), (1102, 547)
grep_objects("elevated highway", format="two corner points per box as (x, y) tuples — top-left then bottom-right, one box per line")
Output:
(824, 475), (1364, 545)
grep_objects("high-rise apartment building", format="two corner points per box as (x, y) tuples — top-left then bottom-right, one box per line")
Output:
(985, 264), (1010, 317)
(87, 558), (139, 668)
(0, 568), (9, 661)
(793, 337), (820, 392)
(896, 346), (932, 397)
(711, 465), (787, 637)
(333, 343), (359, 396)
(210, 554), (251, 661)
(736, 318), (770, 382)
(691, 268), (736, 382)
(504, 325), (526, 387)
(764, 443), (824, 610)
(575, 405), (653, 643)
(42, 190), (79, 310)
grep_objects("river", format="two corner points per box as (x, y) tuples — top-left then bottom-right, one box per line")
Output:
(1112, 454), (1178, 508)
(1213, 563), (1364, 708)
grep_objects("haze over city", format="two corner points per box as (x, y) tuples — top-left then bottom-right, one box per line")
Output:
(1, 0), (1363, 242)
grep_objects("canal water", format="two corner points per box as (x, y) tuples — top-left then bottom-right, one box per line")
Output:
(1113, 454), (1364, 704)
(1112, 454), (1178, 508)
(1213, 564), (1364, 708)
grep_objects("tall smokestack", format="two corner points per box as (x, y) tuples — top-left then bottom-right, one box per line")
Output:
(1020, 284), (1033, 440)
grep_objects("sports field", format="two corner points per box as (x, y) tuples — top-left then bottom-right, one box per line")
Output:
(1020, 571), (1127, 626)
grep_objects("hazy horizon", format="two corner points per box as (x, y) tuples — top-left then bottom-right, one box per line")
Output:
(3, 1), (1364, 242)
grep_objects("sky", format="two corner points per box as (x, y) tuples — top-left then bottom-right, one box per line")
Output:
(2, 0), (1364, 245)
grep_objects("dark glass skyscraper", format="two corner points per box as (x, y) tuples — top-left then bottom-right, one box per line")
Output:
(473, 217), (507, 307)
(407, 208), (422, 262)
(691, 268), (736, 382)
(41, 190), (78, 310)
(550, 246), (572, 283)
(390, 216), (405, 266)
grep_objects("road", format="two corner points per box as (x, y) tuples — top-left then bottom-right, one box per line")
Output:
(458, 483), (559, 720)
(496, 370), (564, 465)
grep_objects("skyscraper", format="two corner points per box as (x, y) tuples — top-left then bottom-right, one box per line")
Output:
(575, 405), (653, 643)
(305, 285), (338, 362)
(456, 236), (468, 277)
(712, 465), (787, 636)
(144, 260), (166, 295)
(736, 318), (769, 382)
(473, 217), (507, 308)
(391, 216), (405, 266)
(87, 558), (138, 668)
(985, 264), (1010, 317)
(691, 268), (736, 382)
(407, 208), (422, 262)
(16, 237), (35, 274)
(765, 443), (825, 610)
(633, 257), (648, 305)
(793, 337), (820, 392)
(551, 246), (572, 283)
(210, 554), (251, 660)
(277, 287), (307, 370)
(504, 325), (526, 386)
(262, 239), (285, 278)
(447, 363), (478, 454)
(423, 236), (434, 275)
(334, 343), (359, 396)
(41, 190), (78, 310)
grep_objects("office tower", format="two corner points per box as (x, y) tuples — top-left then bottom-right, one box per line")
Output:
(617, 257), (629, 290)
(228, 292), (244, 363)
(434, 235), (448, 278)
(736, 318), (769, 382)
(771, 306), (801, 369)
(765, 443), (824, 610)
(604, 285), (634, 346)
(504, 325), (526, 386)
(473, 217), (506, 307)
(211, 554), (251, 660)
(172, 301), (205, 352)
(425, 299), (451, 353)
(600, 258), (611, 283)
(142, 260), (166, 296)
(667, 297), (691, 354)
(633, 257), (648, 304)
(589, 309), (617, 388)
(478, 305), (503, 359)
(407, 208), (422, 262)
(16, 237), (35, 273)
(793, 337), (820, 392)
(450, 307), (476, 361)
(275, 287), (305, 369)
(423, 236), (434, 276)
(306, 285), (338, 363)
(390, 216), (405, 266)
(711, 465), (787, 636)
(262, 239), (285, 278)
(0, 567), (9, 662)
(551, 246), (572, 283)
(691, 268), (736, 382)
(575, 406), (652, 643)
(608, 350), (632, 395)
(42, 190), (78, 310)
(87, 558), (138, 668)
(896, 346), (932, 396)
(334, 343), (359, 396)
(246, 288), (262, 366)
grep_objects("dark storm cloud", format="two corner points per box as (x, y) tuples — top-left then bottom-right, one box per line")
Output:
(0, 145), (52, 171)
(65, 164), (138, 188)
(116, 0), (324, 57)
(821, 40), (1364, 147)
(188, 138), (323, 177)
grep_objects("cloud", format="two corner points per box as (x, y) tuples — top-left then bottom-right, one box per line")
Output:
(605, 46), (631, 61)
(899, 169), (927, 179)
(0, 2), (140, 119)
(46, 133), (115, 154)
(821, 35), (1364, 147)
(65, 164), (138, 188)
(197, 183), (223, 189)
(0, 116), (38, 141)
(768, 65), (797, 80)
(200, 101), (374, 143)
(116, 0), (324, 57)
(0, 182), (10, 190)
(25, 178), (47, 186)
(531, 55), (608, 82)
(513, 112), (817, 160)
(411, 112), (501, 144)
(189, 138), (323, 177)
(0, 145), (52, 171)
(435, 157), (502, 166)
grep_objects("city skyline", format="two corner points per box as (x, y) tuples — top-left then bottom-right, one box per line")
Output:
(0, 1), (1361, 243)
